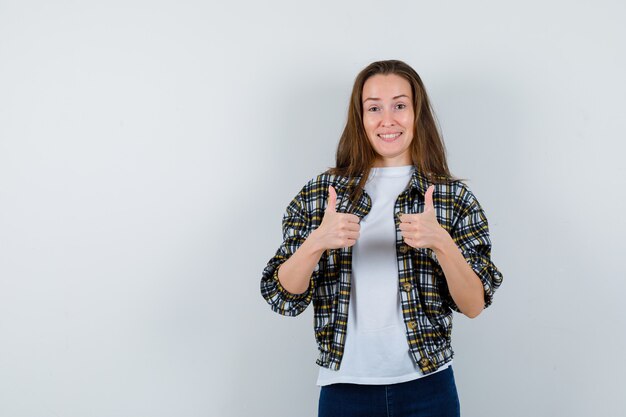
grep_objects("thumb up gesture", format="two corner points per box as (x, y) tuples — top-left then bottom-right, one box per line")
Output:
(312, 185), (361, 250)
(399, 185), (447, 250)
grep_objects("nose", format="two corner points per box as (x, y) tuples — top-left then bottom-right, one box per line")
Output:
(381, 110), (395, 127)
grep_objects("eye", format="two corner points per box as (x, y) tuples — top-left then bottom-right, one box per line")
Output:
(396, 103), (407, 110)
(367, 106), (380, 112)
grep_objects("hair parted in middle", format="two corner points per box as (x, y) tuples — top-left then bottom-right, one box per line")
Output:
(326, 59), (463, 206)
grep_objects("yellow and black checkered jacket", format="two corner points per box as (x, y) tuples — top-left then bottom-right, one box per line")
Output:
(260, 166), (503, 375)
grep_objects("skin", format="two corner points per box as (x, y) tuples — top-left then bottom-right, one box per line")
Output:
(398, 185), (485, 318)
(277, 74), (486, 318)
(276, 185), (359, 294)
(361, 73), (415, 167)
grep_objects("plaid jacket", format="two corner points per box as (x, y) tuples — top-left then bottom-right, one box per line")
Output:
(260, 167), (503, 374)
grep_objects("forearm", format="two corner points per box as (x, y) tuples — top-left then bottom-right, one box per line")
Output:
(277, 230), (326, 295)
(433, 232), (485, 318)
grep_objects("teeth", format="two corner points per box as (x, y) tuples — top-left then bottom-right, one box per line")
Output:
(379, 133), (401, 139)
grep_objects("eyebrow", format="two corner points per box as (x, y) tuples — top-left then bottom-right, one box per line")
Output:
(363, 94), (410, 103)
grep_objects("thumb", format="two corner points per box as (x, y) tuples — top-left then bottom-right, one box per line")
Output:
(326, 185), (337, 213)
(424, 185), (435, 212)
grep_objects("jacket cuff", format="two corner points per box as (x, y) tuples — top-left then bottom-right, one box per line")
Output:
(272, 265), (314, 302)
(460, 249), (503, 309)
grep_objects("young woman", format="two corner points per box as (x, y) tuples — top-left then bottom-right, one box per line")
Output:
(260, 59), (504, 417)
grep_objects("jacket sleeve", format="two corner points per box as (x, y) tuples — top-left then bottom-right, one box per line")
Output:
(443, 184), (504, 312)
(260, 185), (316, 317)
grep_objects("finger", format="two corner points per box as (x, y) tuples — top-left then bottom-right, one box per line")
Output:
(345, 230), (360, 241)
(346, 213), (361, 223)
(326, 185), (337, 212)
(344, 221), (361, 232)
(398, 213), (414, 223)
(424, 185), (435, 212)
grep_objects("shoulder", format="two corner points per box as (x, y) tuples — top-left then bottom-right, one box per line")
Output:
(299, 169), (353, 195)
(445, 179), (486, 217)
(287, 169), (360, 215)
(428, 175), (482, 216)
(285, 170), (351, 211)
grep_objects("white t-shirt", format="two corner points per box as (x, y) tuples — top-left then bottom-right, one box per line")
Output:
(316, 164), (450, 386)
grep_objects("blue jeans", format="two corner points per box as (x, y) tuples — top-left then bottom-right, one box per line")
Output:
(318, 366), (460, 417)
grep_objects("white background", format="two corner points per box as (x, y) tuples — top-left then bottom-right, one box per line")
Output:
(1, 1), (625, 416)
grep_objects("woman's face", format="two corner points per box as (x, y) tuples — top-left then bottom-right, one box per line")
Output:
(362, 73), (415, 167)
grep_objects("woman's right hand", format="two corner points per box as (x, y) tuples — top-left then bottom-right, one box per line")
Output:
(311, 185), (361, 250)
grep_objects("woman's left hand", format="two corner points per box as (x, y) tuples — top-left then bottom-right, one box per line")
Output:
(398, 185), (450, 251)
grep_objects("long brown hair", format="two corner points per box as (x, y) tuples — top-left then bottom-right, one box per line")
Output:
(326, 59), (463, 204)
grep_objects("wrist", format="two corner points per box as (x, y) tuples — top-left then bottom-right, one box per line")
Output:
(433, 228), (456, 257)
(305, 229), (326, 256)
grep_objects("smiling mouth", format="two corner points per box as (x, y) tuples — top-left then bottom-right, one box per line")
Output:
(378, 132), (402, 142)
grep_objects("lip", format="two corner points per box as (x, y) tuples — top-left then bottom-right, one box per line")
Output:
(377, 132), (402, 142)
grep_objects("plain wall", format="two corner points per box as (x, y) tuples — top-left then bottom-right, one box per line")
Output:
(1, 1), (625, 416)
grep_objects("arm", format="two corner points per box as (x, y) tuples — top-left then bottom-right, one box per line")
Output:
(432, 231), (487, 318)
(434, 186), (504, 318)
(399, 184), (504, 318)
(260, 184), (320, 316)
(277, 231), (326, 294)
(277, 183), (359, 293)
(261, 182), (360, 316)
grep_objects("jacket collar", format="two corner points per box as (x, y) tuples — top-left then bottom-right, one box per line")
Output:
(333, 165), (431, 197)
